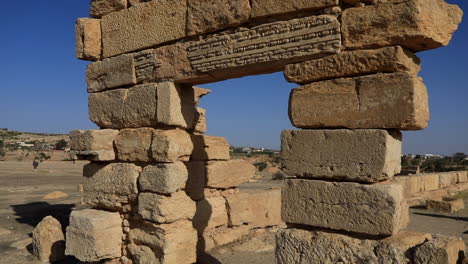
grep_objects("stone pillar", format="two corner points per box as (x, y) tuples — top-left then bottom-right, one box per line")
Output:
(277, 0), (464, 263)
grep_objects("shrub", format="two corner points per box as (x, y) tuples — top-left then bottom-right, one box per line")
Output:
(254, 162), (268, 172)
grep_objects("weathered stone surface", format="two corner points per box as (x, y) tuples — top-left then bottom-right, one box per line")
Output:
(76, 18), (101, 61)
(342, 0), (463, 51)
(187, 0), (251, 36)
(101, 0), (187, 58)
(185, 161), (206, 201)
(206, 160), (256, 188)
(127, 244), (159, 264)
(193, 196), (228, 232)
(32, 216), (65, 263)
(65, 209), (122, 262)
(151, 129), (194, 162)
(90, 0), (127, 18)
(138, 162), (188, 194)
(457, 171), (468, 183)
(115, 128), (153, 162)
(86, 54), (136, 93)
(138, 191), (196, 224)
(424, 174), (440, 192)
(156, 82), (197, 129)
(414, 235), (465, 264)
(281, 129), (402, 182)
(194, 107), (207, 134)
(128, 220), (197, 264)
(427, 197), (464, 214)
(288, 72), (429, 130)
(282, 179), (408, 236)
(83, 163), (141, 209)
(439, 172), (458, 188)
(70, 129), (118, 161)
(226, 188), (282, 227)
(193, 87), (211, 105)
(375, 231), (433, 264)
(285, 46), (420, 84)
(191, 135), (230, 161)
(251, 0), (338, 18)
(202, 225), (250, 251)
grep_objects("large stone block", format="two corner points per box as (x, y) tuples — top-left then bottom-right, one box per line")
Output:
(184, 161), (207, 201)
(187, 0), (251, 36)
(282, 179), (408, 236)
(426, 197), (464, 214)
(115, 128), (153, 162)
(32, 216), (65, 263)
(414, 235), (465, 264)
(439, 172), (458, 188)
(457, 171), (468, 183)
(83, 163), (141, 209)
(138, 162), (188, 194)
(226, 188), (282, 227)
(138, 191), (196, 224)
(288, 72), (429, 130)
(202, 225), (250, 251)
(281, 129), (402, 182)
(206, 160), (256, 188)
(76, 18), (101, 61)
(65, 209), (122, 262)
(86, 54), (136, 93)
(101, 0), (187, 57)
(191, 135), (230, 161)
(193, 196), (228, 232)
(342, 0), (463, 51)
(90, 0), (127, 18)
(128, 220), (197, 264)
(69, 129), (118, 161)
(89, 83), (197, 129)
(151, 129), (194, 162)
(250, 0), (338, 18)
(375, 231), (433, 264)
(284, 46), (420, 84)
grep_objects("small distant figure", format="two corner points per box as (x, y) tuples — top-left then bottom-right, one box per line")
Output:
(33, 159), (39, 171)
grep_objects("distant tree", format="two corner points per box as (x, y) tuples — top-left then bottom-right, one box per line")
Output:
(254, 162), (268, 172)
(0, 140), (5, 159)
(55, 139), (68, 150)
(453, 152), (467, 162)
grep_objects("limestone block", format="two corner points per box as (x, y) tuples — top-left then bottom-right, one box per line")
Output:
(128, 220), (197, 264)
(69, 129), (118, 161)
(185, 161), (206, 201)
(191, 135), (230, 161)
(375, 231), (433, 264)
(90, 0), (127, 18)
(65, 209), (122, 262)
(439, 172), (458, 188)
(251, 0), (338, 18)
(426, 197), (464, 214)
(193, 196), (228, 232)
(423, 174), (440, 191)
(203, 225), (250, 251)
(284, 46), (420, 84)
(226, 188), (281, 227)
(288, 72), (429, 130)
(138, 191), (196, 224)
(193, 87), (211, 105)
(206, 160), (256, 188)
(282, 179), (408, 236)
(281, 129), (402, 182)
(151, 129), (194, 162)
(86, 54), (136, 93)
(88, 88), (126, 129)
(193, 107), (207, 134)
(414, 235), (465, 264)
(457, 171), (468, 183)
(187, 0), (251, 36)
(83, 163), (141, 209)
(156, 82), (197, 129)
(127, 244), (159, 264)
(115, 128), (153, 162)
(342, 0), (463, 51)
(76, 18), (101, 61)
(101, 0), (187, 57)
(32, 216), (65, 263)
(138, 162), (188, 194)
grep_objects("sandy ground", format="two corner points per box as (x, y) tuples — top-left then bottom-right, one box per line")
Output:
(0, 161), (467, 264)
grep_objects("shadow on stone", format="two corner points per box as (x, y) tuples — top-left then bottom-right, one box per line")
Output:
(413, 212), (468, 222)
(10, 202), (75, 232)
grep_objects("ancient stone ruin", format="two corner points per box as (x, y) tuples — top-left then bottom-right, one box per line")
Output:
(67, 0), (463, 263)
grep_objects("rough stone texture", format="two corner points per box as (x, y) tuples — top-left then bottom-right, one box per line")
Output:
(138, 191), (196, 224)
(251, 0), (338, 18)
(226, 188), (282, 228)
(127, 244), (159, 264)
(457, 171), (468, 183)
(128, 220), (197, 264)
(193, 196), (228, 233)
(115, 128), (153, 162)
(101, 0), (187, 58)
(424, 174), (440, 192)
(202, 225), (250, 251)
(281, 129), (402, 182)
(284, 46), (421, 84)
(76, 18), (101, 61)
(282, 179), (408, 236)
(185, 161), (207, 201)
(288, 72), (429, 130)
(187, 0), (251, 36)
(396, 173), (442, 195)
(69, 129), (118, 161)
(206, 160), (256, 188)
(375, 231), (433, 264)
(439, 172), (458, 188)
(342, 0), (463, 51)
(151, 129), (194, 162)
(191, 135), (230, 161)
(414, 235), (465, 264)
(193, 87), (211, 105)
(32, 216), (65, 263)
(83, 163), (141, 209)
(89, 83), (197, 129)
(90, 0), (127, 18)
(86, 54), (136, 93)
(65, 209), (122, 262)
(194, 107), (207, 134)
(426, 197), (464, 214)
(138, 162), (188, 194)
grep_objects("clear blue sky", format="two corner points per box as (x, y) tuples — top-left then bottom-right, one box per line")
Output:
(0, 1), (466, 155)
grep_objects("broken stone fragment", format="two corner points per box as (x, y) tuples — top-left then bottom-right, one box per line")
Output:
(250, 0), (339, 19)
(75, 18), (101, 61)
(90, 0), (127, 18)
(193, 107), (207, 134)
(426, 197), (464, 214)
(413, 235), (465, 264)
(69, 129), (118, 161)
(32, 216), (65, 263)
